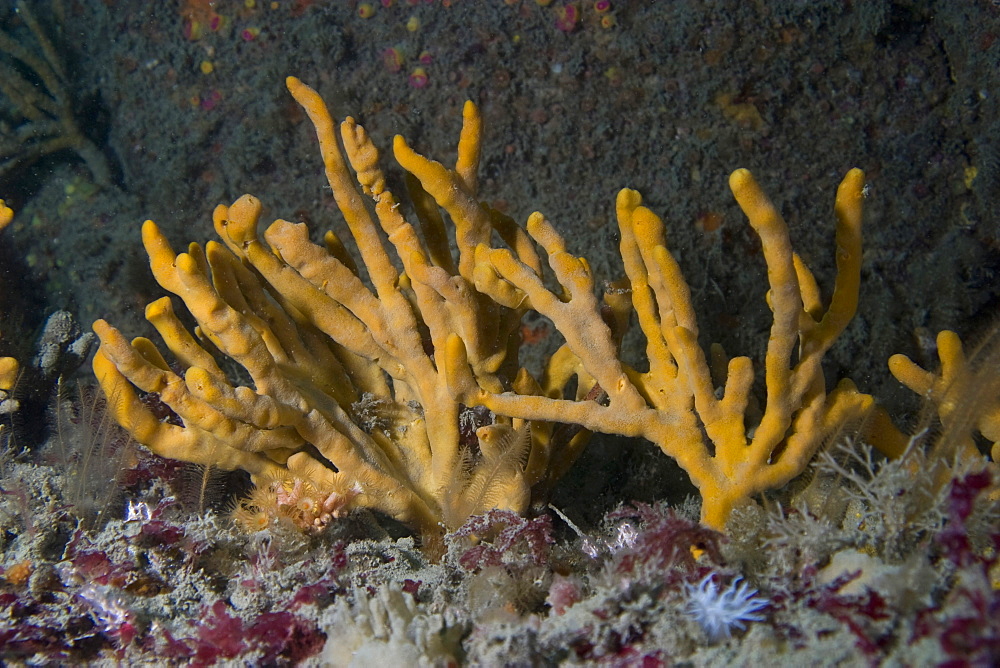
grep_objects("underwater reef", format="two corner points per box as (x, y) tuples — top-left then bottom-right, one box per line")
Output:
(2, 1), (1000, 665)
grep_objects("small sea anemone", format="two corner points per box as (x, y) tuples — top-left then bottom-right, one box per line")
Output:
(230, 476), (360, 534)
(684, 574), (768, 642)
(231, 495), (273, 533)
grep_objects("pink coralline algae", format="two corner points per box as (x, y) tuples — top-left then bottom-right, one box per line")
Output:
(452, 509), (554, 571)
(608, 503), (723, 573)
(157, 600), (326, 664)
